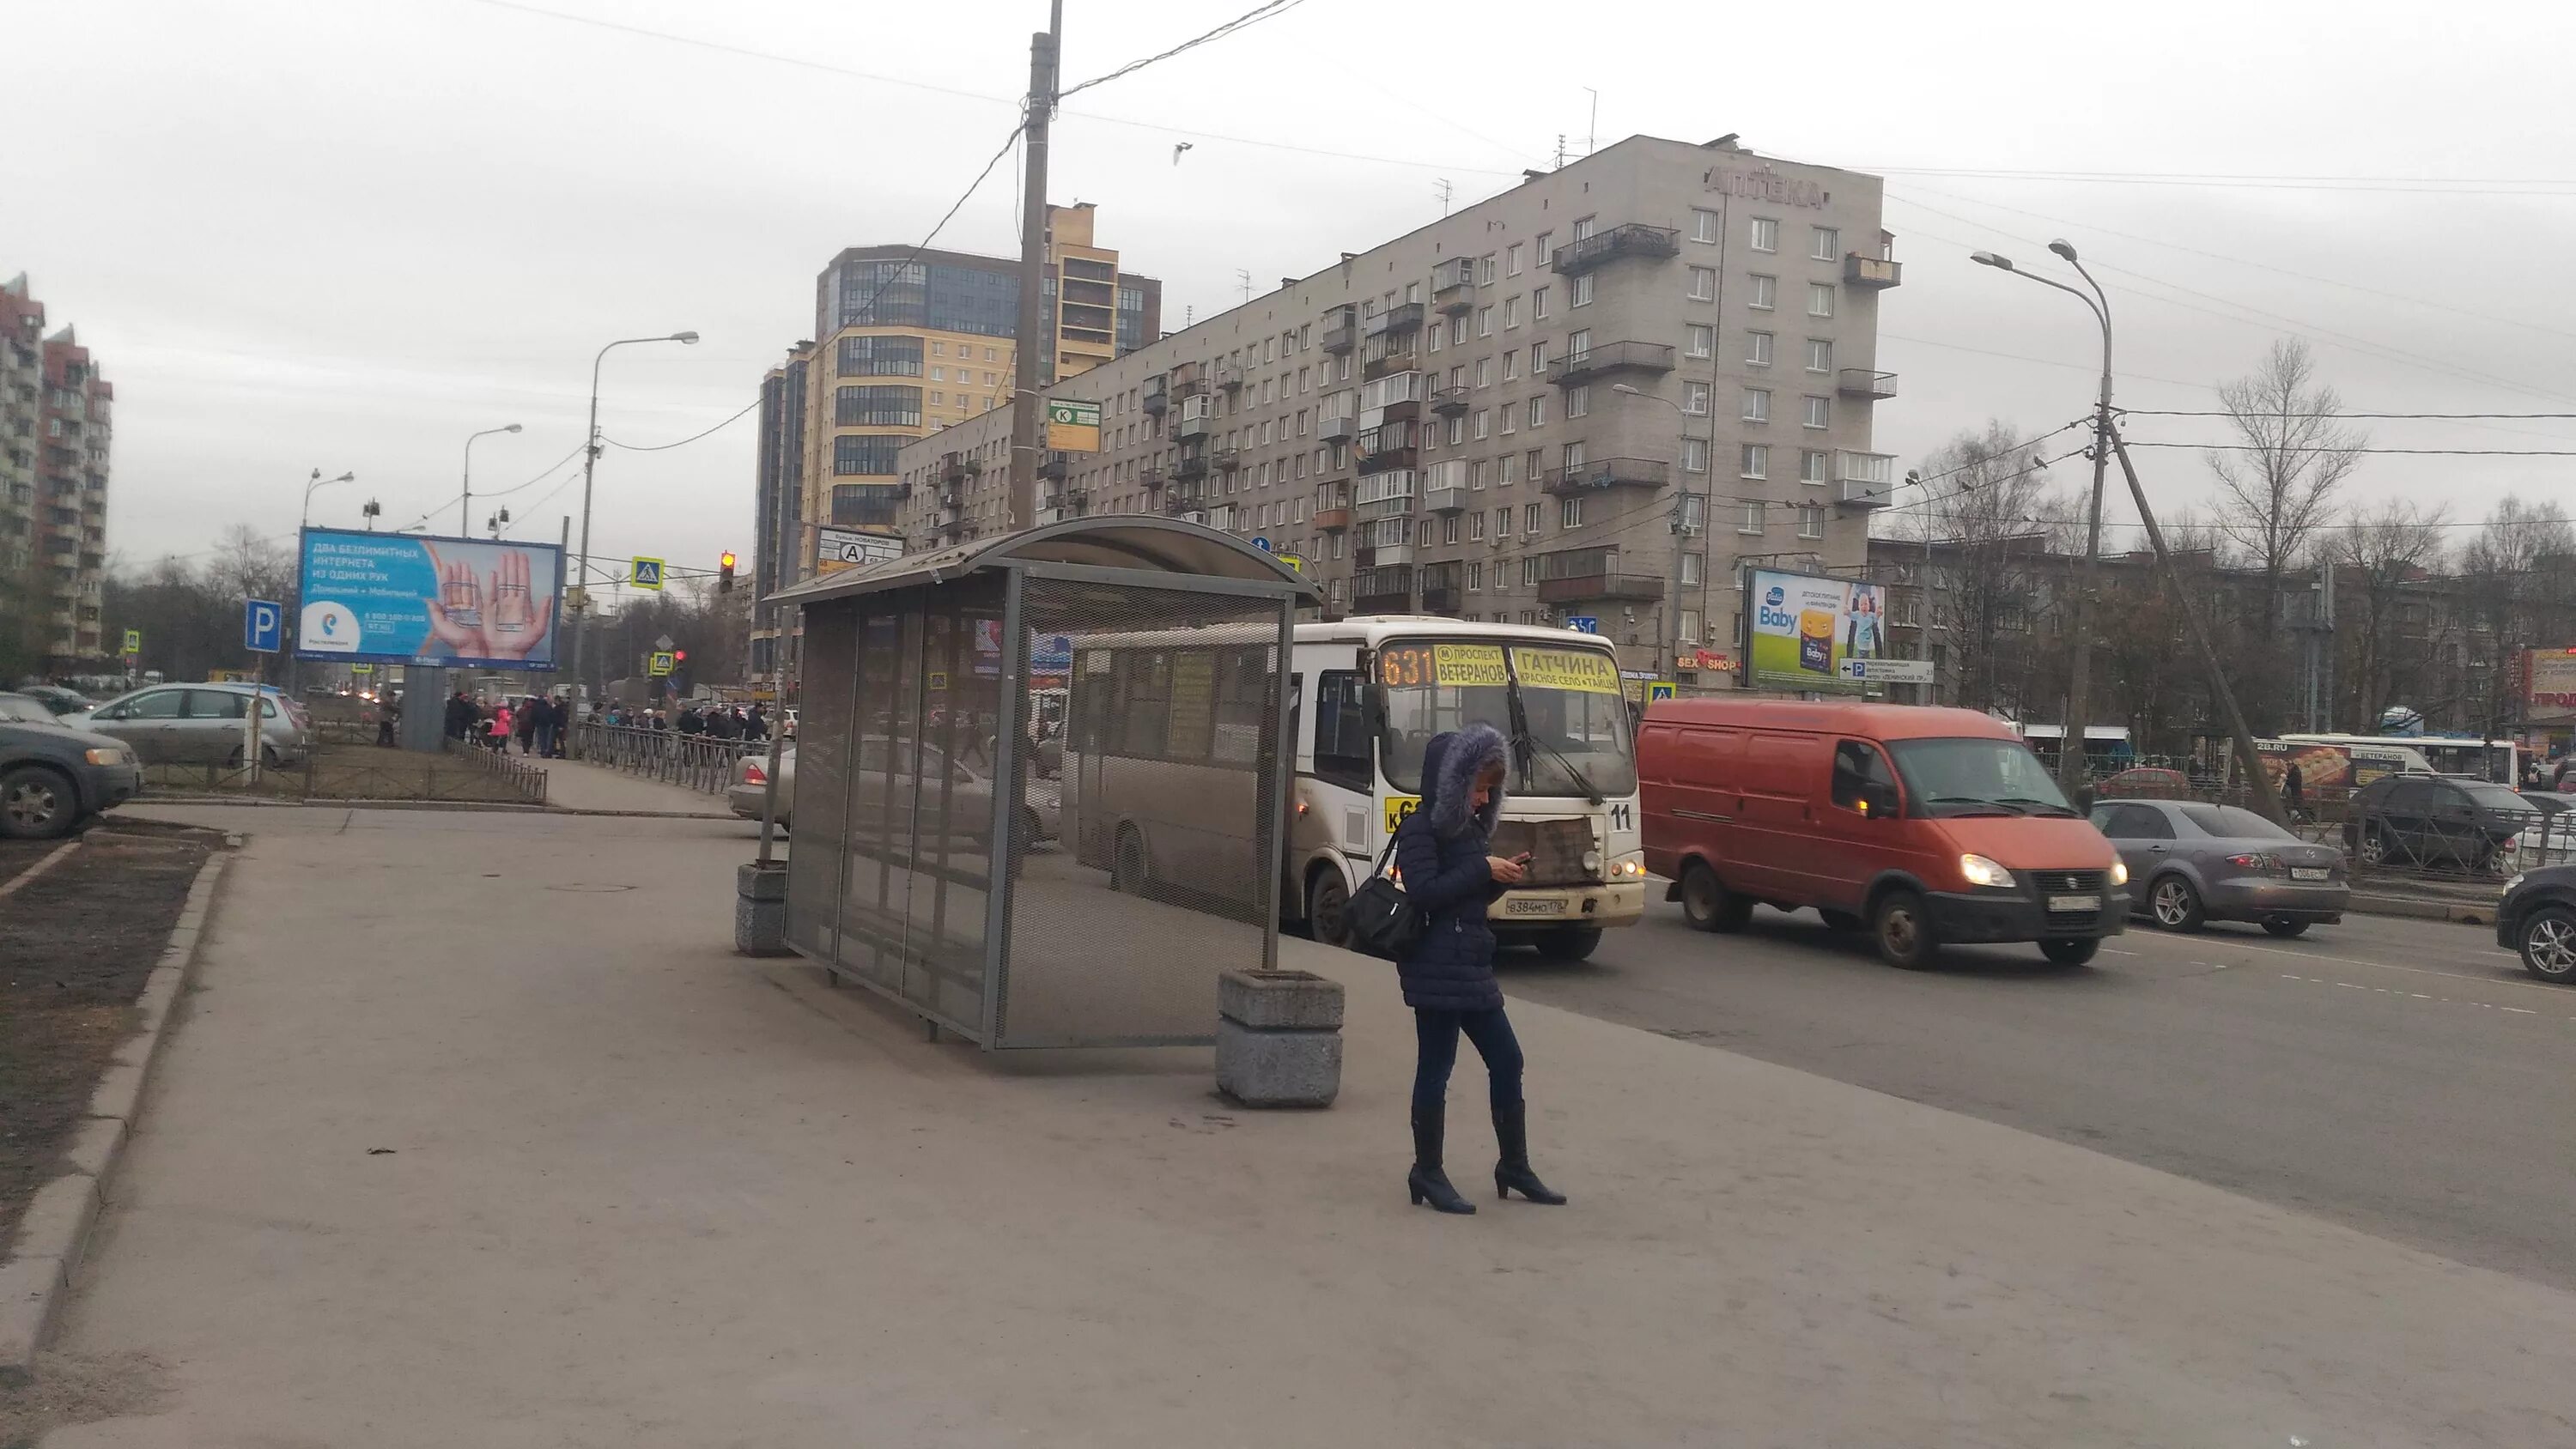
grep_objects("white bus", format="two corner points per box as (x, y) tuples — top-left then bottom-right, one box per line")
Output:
(2278, 732), (2515, 785)
(1288, 617), (1644, 960)
(1059, 615), (1647, 957)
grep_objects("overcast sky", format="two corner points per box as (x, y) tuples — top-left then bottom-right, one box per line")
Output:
(9, 0), (2574, 579)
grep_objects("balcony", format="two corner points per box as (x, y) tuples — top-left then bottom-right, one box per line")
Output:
(1365, 301), (1426, 337)
(1549, 340), (1675, 386)
(1213, 447), (1242, 472)
(1432, 273), (1474, 315)
(1837, 450), (1896, 507)
(1428, 386), (1469, 416)
(1314, 506), (1352, 533)
(1550, 223), (1680, 276)
(1037, 452), (1069, 481)
(1361, 348), (1419, 384)
(1173, 449), (1210, 481)
(1836, 368), (1898, 399)
(1356, 423), (1418, 473)
(1421, 585), (1461, 615)
(1171, 368), (1210, 400)
(1138, 463), (1166, 490)
(1424, 480), (1470, 514)
(1844, 253), (1903, 289)
(1542, 457), (1672, 494)
(1538, 571), (1665, 605)
(1320, 413), (1357, 442)
(939, 452), (975, 482)
(1214, 362), (1244, 391)
(1320, 307), (1358, 354)
(1352, 564), (1414, 612)
(1142, 378), (1169, 414)
(1176, 415), (1213, 440)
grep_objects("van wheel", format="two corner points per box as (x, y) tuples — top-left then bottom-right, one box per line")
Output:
(1873, 888), (1940, 969)
(1680, 861), (1751, 932)
(1307, 867), (1352, 949)
(2038, 937), (2100, 967)
(1110, 825), (1150, 894)
(1819, 908), (1863, 932)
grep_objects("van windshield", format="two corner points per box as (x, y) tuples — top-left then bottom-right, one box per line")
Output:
(1887, 737), (2075, 817)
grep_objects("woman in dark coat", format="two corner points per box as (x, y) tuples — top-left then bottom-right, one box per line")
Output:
(1393, 723), (1567, 1214)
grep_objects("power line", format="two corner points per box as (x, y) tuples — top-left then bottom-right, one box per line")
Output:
(601, 397), (760, 452)
(1060, 0), (1306, 100)
(2127, 441), (2576, 457)
(2126, 409), (2576, 421)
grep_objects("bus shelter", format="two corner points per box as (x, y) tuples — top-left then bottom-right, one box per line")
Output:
(764, 518), (1319, 1049)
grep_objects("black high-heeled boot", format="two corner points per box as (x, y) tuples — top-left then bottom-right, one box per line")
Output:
(1407, 1106), (1476, 1214)
(1493, 1101), (1568, 1204)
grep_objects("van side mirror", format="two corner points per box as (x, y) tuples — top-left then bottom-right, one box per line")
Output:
(1857, 781), (1900, 818)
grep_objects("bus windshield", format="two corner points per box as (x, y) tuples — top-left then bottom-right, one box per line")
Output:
(1376, 639), (1638, 799)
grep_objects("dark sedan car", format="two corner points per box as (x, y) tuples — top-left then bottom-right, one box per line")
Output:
(2090, 798), (2348, 936)
(2497, 865), (2576, 983)
(1, 705), (143, 839)
(2346, 774), (2538, 874)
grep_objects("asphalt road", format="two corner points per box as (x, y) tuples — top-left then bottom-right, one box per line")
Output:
(1500, 897), (2576, 1291)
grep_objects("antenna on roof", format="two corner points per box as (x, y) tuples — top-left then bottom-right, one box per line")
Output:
(1435, 178), (1454, 215)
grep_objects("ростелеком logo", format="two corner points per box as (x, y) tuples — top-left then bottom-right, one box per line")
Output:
(299, 600), (358, 652)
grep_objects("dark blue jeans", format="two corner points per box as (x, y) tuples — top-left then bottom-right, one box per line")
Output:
(1413, 1007), (1524, 1116)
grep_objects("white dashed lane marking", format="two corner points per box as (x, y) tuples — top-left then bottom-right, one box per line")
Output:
(2275, 973), (2564, 1021)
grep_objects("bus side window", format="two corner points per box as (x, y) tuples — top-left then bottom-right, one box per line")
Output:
(1314, 670), (1373, 793)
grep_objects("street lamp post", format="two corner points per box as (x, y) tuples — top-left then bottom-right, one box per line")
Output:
(291, 470), (355, 693)
(1611, 383), (1706, 682)
(1972, 244), (2113, 797)
(461, 423), (524, 537)
(568, 332), (698, 711)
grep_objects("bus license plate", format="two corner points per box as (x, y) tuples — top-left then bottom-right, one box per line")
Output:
(1504, 897), (1567, 918)
(2047, 894), (2095, 912)
(2290, 866), (2330, 882)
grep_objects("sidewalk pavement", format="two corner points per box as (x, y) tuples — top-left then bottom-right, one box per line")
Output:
(34, 804), (2576, 1447)
(526, 753), (738, 816)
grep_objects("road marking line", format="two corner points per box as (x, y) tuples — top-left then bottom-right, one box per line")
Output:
(0, 839), (80, 901)
(2504, 1006), (2539, 1015)
(2123, 932), (2567, 997)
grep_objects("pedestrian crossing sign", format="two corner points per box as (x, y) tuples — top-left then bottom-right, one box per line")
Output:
(631, 556), (665, 591)
(1647, 682), (1676, 703)
(648, 651), (675, 676)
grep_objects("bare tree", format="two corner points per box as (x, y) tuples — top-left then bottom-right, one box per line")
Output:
(2326, 499), (2449, 731)
(1898, 422), (2079, 715)
(2208, 338), (2366, 616)
(2460, 494), (2576, 743)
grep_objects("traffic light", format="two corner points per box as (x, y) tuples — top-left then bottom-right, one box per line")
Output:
(673, 649), (688, 664)
(718, 551), (737, 593)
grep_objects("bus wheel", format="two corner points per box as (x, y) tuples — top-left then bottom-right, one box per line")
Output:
(1307, 867), (1352, 948)
(1111, 825), (1150, 894)
(1541, 926), (1603, 961)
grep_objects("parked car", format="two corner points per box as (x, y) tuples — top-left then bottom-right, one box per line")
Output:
(1639, 700), (2129, 969)
(2503, 792), (2576, 870)
(2496, 864), (2576, 983)
(12, 684), (96, 717)
(2089, 798), (2347, 937)
(0, 693), (61, 724)
(68, 683), (311, 768)
(725, 742), (1060, 845)
(2343, 774), (2539, 874)
(1, 712), (142, 839)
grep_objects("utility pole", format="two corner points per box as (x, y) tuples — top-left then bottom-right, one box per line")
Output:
(1004, 1), (1062, 534)
(1663, 488), (1698, 680)
(2105, 423), (2284, 824)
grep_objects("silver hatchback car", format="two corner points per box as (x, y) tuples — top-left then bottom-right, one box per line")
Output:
(2090, 798), (2348, 937)
(70, 683), (310, 768)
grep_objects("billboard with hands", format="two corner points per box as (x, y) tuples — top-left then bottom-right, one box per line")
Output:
(297, 527), (565, 670)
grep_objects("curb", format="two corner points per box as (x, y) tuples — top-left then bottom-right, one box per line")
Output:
(2347, 892), (2496, 925)
(129, 797), (732, 822)
(0, 849), (228, 1386)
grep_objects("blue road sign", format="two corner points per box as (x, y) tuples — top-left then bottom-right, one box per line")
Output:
(1252, 536), (1272, 552)
(1646, 682), (1677, 702)
(1565, 615), (1600, 634)
(245, 598), (284, 654)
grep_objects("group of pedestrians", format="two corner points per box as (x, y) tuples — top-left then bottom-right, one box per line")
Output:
(440, 690), (569, 757)
(597, 701), (769, 741)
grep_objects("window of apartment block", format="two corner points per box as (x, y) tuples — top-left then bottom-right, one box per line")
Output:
(1560, 496), (1584, 529)
(1803, 396), (1830, 428)
(1748, 275), (1777, 310)
(1739, 501), (1765, 534)
(1429, 324), (1443, 354)
(1449, 317), (1466, 347)
(1688, 266), (1716, 301)
(1806, 338), (1832, 373)
(835, 385), (922, 427)
(1567, 328), (1591, 362)
(1683, 380), (1711, 415)
(1799, 504), (1826, 538)
(1469, 511), (1485, 542)
(1524, 503), (1542, 534)
(1686, 324), (1715, 359)
(1741, 387), (1771, 422)
(1691, 208), (1721, 243)
(1503, 349), (1519, 381)
(1533, 286), (1550, 319)
(1678, 608), (1702, 642)
(1473, 409), (1490, 440)
(1479, 253), (1498, 284)
(1529, 339), (1548, 373)
(1566, 384), (1590, 418)
(1680, 553), (1705, 588)
(1751, 216), (1779, 252)
(1812, 226), (1840, 261)
(1492, 506), (1510, 536)
(1477, 306), (1494, 337)
(1448, 416), (1465, 446)
(1475, 358), (1492, 387)
(1443, 513), (1461, 544)
(1498, 454), (1517, 487)
(1504, 295), (1522, 329)
(1522, 555), (1541, 585)
(1528, 394), (1549, 428)
(1506, 242), (1523, 276)
(1746, 330), (1773, 367)
(1741, 443), (1768, 479)
(1682, 437), (1710, 474)
(931, 366), (946, 382)
(1500, 402), (1516, 436)
(931, 341), (946, 355)
(1535, 231), (1552, 264)
(1801, 448), (1829, 484)
(1808, 282), (1836, 318)
(929, 391), (944, 405)
(1571, 274), (1594, 307)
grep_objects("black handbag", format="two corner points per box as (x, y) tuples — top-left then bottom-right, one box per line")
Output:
(1345, 830), (1423, 960)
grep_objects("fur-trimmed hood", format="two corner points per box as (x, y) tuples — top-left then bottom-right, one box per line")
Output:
(1419, 723), (1509, 838)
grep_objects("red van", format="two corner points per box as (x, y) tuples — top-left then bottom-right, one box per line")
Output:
(1638, 699), (2129, 967)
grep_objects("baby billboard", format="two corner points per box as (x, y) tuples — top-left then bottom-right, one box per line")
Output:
(295, 527), (564, 670)
(1744, 567), (1884, 694)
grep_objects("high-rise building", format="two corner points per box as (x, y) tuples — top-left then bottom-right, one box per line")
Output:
(891, 136), (1900, 687)
(1, 273), (110, 671)
(750, 205), (1162, 679)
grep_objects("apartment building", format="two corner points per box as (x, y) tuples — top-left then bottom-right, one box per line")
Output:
(892, 136), (1899, 683)
(750, 205), (1162, 678)
(1, 273), (110, 671)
